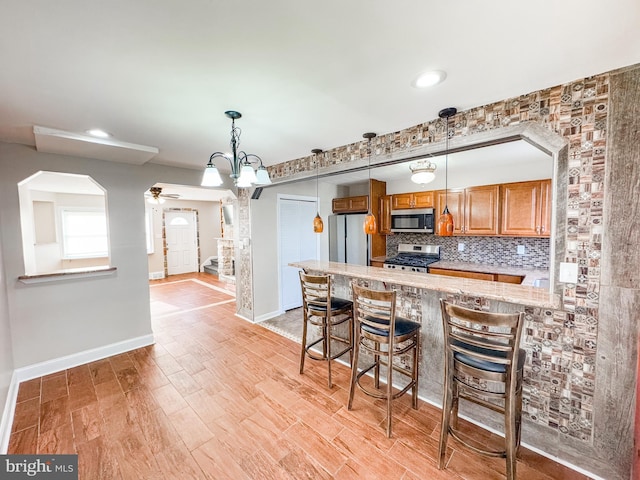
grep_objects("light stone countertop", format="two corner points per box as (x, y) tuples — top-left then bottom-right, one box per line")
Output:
(291, 260), (559, 309)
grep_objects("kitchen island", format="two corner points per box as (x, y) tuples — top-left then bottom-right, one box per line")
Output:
(291, 260), (558, 309)
(289, 259), (564, 465)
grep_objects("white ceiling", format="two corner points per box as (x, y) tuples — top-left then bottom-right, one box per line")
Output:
(1, 0), (638, 174)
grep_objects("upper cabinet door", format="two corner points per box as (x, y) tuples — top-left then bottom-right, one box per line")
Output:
(379, 195), (392, 234)
(391, 191), (434, 209)
(499, 180), (551, 237)
(412, 191), (434, 208)
(332, 195), (368, 213)
(435, 189), (465, 235)
(464, 185), (499, 235)
(391, 193), (414, 209)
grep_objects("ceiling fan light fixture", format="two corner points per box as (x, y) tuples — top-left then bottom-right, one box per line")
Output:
(412, 70), (446, 88)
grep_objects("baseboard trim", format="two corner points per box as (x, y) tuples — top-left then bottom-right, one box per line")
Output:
(254, 310), (284, 323)
(0, 333), (154, 453)
(0, 371), (20, 454)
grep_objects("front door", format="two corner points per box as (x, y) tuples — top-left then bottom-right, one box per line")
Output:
(165, 210), (198, 275)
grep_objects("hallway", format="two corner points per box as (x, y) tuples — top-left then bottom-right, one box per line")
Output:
(7, 273), (588, 479)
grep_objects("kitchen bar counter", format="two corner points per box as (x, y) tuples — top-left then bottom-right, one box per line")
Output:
(427, 260), (549, 287)
(291, 260), (559, 309)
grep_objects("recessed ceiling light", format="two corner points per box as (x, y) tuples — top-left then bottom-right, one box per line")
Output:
(412, 70), (446, 88)
(86, 129), (111, 138)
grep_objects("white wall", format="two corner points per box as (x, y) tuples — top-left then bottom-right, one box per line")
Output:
(0, 142), (209, 369)
(0, 228), (15, 444)
(251, 178), (338, 320)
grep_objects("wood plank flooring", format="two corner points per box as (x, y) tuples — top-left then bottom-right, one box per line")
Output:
(8, 273), (591, 479)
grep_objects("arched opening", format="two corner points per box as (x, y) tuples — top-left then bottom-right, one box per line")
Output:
(18, 171), (109, 275)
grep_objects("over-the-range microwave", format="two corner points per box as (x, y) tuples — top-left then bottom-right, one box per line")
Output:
(390, 208), (435, 233)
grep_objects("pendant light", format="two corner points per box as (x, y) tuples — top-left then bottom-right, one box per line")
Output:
(362, 132), (377, 235)
(436, 107), (457, 236)
(312, 149), (324, 233)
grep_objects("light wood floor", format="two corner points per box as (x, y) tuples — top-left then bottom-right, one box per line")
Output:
(8, 272), (590, 479)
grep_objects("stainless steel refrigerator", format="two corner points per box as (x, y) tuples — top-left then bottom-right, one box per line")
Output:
(328, 214), (369, 266)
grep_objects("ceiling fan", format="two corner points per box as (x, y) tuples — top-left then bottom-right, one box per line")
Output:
(146, 186), (180, 204)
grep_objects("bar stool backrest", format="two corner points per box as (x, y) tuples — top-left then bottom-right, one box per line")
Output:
(299, 272), (331, 313)
(440, 300), (524, 389)
(352, 284), (396, 341)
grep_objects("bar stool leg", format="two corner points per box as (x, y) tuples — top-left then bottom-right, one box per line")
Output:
(438, 372), (453, 469)
(505, 395), (517, 480)
(412, 333), (420, 409)
(299, 310), (309, 375)
(386, 344), (394, 438)
(325, 317), (332, 389)
(374, 342), (380, 389)
(347, 325), (361, 411)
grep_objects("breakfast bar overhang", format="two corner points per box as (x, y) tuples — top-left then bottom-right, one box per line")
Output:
(289, 260), (582, 472)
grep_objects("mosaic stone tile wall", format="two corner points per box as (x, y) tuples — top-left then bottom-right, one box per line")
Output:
(235, 189), (253, 319)
(256, 72), (610, 444)
(387, 233), (550, 269)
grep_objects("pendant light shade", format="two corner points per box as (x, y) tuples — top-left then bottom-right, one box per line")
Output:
(436, 107), (457, 237)
(363, 213), (377, 235)
(362, 132), (377, 235)
(313, 213), (324, 233)
(437, 206), (454, 236)
(312, 149), (324, 234)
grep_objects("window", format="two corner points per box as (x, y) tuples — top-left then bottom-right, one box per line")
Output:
(60, 208), (108, 259)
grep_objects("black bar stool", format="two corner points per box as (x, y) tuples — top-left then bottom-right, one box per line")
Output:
(438, 299), (525, 480)
(348, 284), (421, 437)
(299, 271), (353, 389)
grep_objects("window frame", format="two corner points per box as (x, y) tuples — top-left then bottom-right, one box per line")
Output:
(59, 206), (109, 260)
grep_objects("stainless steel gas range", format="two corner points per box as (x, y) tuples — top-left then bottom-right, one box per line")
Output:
(383, 244), (441, 273)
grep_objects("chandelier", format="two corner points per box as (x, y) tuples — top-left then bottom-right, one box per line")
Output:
(201, 110), (271, 188)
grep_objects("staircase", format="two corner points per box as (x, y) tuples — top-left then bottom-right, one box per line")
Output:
(203, 257), (218, 275)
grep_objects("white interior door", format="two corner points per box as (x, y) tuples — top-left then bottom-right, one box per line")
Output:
(165, 211), (198, 275)
(279, 197), (318, 311)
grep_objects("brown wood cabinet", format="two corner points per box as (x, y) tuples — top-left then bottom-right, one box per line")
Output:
(391, 191), (434, 209)
(500, 179), (551, 237)
(435, 185), (499, 235)
(370, 260), (385, 268)
(368, 179), (387, 258)
(332, 195), (368, 214)
(379, 194), (392, 234)
(429, 267), (524, 284)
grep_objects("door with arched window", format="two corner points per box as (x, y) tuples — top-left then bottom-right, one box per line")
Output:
(165, 210), (198, 275)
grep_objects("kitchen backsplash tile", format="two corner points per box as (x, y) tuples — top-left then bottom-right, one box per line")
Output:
(387, 233), (550, 269)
